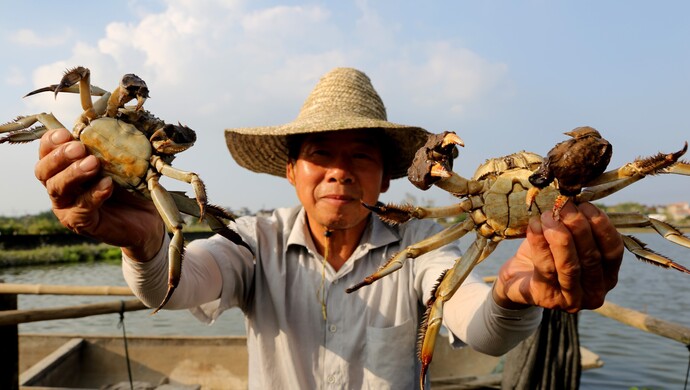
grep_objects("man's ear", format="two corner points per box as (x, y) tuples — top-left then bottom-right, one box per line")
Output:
(286, 161), (296, 186)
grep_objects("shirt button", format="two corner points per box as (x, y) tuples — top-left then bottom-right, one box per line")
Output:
(329, 324), (337, 333)
(327, 375), (336, 383)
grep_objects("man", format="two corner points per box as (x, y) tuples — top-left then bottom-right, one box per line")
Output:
(35, 67), (623, 389)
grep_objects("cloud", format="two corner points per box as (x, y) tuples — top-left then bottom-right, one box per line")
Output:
(8, 28), (72, 47)
(14, 0), (513, 213)
(4, 67), (26, 86)
(25, 0), (509, 123)
(378, 42), (510, 116)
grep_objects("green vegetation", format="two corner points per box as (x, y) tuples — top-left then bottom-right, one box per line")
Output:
(0, 210), (218, 268)
(595, 202), (653, 214)
(0, 243), (122, 268)
(0, 211), (68, 235)
(0, 210), (216, 235)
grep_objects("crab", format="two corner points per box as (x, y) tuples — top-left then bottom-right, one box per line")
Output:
(526, 126), (613, 220)
(345, 130), (690, 389)
(0, 66), (252, 313)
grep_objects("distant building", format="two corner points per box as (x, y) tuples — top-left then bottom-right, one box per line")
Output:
(666, 202), (690, 221)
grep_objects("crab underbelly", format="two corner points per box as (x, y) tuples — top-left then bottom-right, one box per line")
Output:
(79, 117), (151, 190)
(477, 170), (560, 239)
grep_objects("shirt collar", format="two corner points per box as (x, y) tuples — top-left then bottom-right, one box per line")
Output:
(286, 206), (401, 255)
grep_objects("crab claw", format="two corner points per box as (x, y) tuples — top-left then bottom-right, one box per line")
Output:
(106, 73), (150, 116)
(54, 66), (91, 98)
(121, 73), (150, 111)
(408, 131), (464, 190)
(361, 201), (417, 225)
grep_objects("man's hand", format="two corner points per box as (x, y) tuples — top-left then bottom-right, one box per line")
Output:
(493, 202), (624, 312)
(35, 128), (165, 261)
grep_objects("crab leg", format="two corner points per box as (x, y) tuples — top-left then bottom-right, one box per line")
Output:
(432, 171), (486, 197)
(168, 191), (254, 256)
(606, 212), (690, 273)
(151, 155), (207, 220)
(147, 176), (186, 314)
(361, 199), (474, 225)
(0, 113), (67, 144)
(346, 217), (476, 293)
(419, 236), (498, 389)
(24, 83), (109, 98)
(582, 142), (688, 189)
(664, 161), (690, 175)
(620, 236), (690, 274)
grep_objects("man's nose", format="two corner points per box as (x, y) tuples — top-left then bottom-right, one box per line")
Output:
(326, 158), (355, 184)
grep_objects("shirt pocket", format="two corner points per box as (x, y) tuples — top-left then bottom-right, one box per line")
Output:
(363, 318), (416, 389)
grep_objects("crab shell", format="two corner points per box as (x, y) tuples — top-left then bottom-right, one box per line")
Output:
(79, 117), (152, 191)
(470, 151), (559, 239)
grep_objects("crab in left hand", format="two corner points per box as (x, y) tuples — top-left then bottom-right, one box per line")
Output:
(346, 129), (690, 388)
(0, 66), (252, 313)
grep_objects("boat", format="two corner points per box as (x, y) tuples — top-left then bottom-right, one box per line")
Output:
(18, 332), (603, 389)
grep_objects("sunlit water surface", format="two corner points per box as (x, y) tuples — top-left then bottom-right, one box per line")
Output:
(2, 233), (688, 389)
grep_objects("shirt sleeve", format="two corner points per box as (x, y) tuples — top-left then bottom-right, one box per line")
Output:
(122, 224), (255, 323)
(443, 280), (543, 355)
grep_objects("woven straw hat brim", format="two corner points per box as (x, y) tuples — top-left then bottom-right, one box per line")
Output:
(225, 67), (431, 179)
(225, 117), (430, 179)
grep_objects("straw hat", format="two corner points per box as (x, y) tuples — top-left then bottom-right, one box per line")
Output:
(225, 67), (431, 179)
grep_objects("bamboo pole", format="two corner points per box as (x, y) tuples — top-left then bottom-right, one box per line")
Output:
(0, 280), (18, 390)
(0, 283), (133, 296)
(0, 299), (147, 326)
(593, 300), (690, 345)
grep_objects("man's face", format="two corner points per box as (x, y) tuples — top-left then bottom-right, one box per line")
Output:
(286, 130), (391, 232)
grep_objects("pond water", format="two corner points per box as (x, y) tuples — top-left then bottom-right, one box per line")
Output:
(2, 233), (689, 389)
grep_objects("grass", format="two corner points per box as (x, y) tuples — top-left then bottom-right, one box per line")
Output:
(0, 243), (122, 268)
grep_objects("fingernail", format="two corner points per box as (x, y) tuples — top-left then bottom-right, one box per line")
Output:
(65, 142), (84, 159)
(50, 129), (71, 144)
(529, 215), (543, 234)
(95, 176), (112, 191)
(78, 155), (98, 172)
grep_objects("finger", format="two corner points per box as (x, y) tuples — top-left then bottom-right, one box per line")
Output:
(525, 215), (558, 285)
(54, 176), (114, 234)
(580, 203), (624, 291)
(559, 202), (606, 301)
(540, 208), (582, 309)
(44, 154), (103, 209)
(38, 128), (71, 158)
(35, 131), (87, 184)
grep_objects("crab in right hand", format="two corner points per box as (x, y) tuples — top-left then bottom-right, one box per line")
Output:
(0, 66), (252, 313)
(346, 129), (690, 389)
(527, 126), (613, 220)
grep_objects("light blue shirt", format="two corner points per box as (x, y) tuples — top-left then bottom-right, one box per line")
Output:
(123, 206), (542, 389)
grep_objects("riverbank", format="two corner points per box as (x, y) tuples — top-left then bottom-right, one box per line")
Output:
(0, 243), (121, 268)
(0, 231), (216, 268)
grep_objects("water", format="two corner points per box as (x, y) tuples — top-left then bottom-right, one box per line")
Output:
(2, 233), (689, 389)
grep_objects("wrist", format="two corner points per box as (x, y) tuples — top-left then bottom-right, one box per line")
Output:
(122, 223), (166, 262)
(491, 282), (532, 310)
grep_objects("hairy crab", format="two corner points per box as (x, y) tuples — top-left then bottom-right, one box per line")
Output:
(0, 66), (251, 313)
(346, 130), (690, 388)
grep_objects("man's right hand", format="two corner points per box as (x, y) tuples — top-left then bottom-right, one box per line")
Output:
(35, 128), (165, 262)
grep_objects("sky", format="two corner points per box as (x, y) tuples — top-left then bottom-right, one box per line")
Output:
(0, 0), (689, 216)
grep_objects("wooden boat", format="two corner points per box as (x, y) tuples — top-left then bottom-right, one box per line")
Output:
(18, 333), (602, 389)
